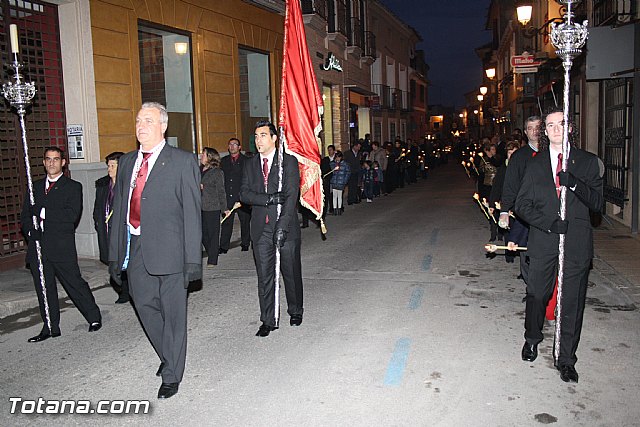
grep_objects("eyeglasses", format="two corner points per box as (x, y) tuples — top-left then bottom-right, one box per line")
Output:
(228, 142), (240, 146)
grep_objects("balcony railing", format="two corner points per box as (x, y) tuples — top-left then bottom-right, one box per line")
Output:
(371, 85), (409, 111)
(372, 84), (392, 109)
(301, 0), (327, 20)
(593, 0), (636, 26)
(348, 17), (364, 50)
(328, 0), (348, 36)
(363, 31), (376, 58)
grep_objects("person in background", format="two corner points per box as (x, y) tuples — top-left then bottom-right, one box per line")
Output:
(320, 144), (336, 216)
(94, 151), (128, 303)
(220, 137), (251, 253)
(200, 147), (228, 267)
(330, 151), (350, 215)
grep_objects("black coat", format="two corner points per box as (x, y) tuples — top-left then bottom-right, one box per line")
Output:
(92, 175), (112, 264)
(21, 175), (83, 264)
(515, 148), (603, 261)
(240, 151), (300, 243)
(501, 144), (537, 212)
(221, 153), (248, 209)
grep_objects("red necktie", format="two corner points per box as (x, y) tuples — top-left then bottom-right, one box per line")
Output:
(129, 153), (151, 228)
(555, 153), (562, 198)
(45, 180), (53, 195)
(262, 158), (269, 224)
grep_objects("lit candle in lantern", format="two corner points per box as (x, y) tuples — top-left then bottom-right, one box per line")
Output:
(10, 24), (19, 54)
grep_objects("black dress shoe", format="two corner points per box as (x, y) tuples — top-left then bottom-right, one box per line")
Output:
(88, 322), (102, 332)
(255, 324), (277, 337)
(521, 342), (538, 362)
(115, 295), (130, 304)
(158, 382), (179, 399)
(290, 315), (303, 326)
(558, 365), (579, 383)
(27, 331), (61, 343)
(218, 248), (228, 254)
(156, 362), (165, 377)
(241, 245), (249, 252)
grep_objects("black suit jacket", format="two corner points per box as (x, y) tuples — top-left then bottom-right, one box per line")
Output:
(21, 175), (83, 263)
(221, 153), (248, 209)
(501, 144), (537, 212)
(515, 148), (603, 261)
(240, 151), (300, 243)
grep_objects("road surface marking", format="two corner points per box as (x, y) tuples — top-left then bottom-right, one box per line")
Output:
(384, 338), (411, 386)
(408, 287), (424, 310)
(422, 255), (432, 271)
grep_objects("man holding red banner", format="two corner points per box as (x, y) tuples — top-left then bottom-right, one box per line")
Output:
(240, 121), (303, 337)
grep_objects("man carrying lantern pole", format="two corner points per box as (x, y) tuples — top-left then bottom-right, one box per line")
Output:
(514, 0), (604, 383)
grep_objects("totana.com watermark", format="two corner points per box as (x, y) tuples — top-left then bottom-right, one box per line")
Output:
(9, 397), (150, 414)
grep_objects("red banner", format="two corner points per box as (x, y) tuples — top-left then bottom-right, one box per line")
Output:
(278, 0), (324, 220)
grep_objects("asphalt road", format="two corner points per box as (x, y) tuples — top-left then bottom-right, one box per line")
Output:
(1, 162), (639, 426)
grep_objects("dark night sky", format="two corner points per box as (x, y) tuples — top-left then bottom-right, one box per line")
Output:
(379, 0), (492, 108)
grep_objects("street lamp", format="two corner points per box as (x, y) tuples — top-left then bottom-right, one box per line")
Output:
(485, 67), (496, 80)
(477, 94), (484, 102)
(479, 86), (488, 96)
(516, 4), (533, 26)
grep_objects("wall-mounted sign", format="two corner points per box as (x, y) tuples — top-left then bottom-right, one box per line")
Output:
(66, 124), (84, 159)
(511, 52), (542, 68)
(514, 67), (539, 74)
(321, 52), (343, 72)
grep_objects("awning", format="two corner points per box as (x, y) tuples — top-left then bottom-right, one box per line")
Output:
(344, 85), (377, 97)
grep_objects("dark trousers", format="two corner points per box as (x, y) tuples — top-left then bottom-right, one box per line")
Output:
(127, 235), (188, 383)
(347, 176), (360, 204)
(30, 257), (101, 334)
(202, 210), (221, 265)
(524, 254), (590, 367)
(252, 223), (303, 327)
(220, 206), (251, 250)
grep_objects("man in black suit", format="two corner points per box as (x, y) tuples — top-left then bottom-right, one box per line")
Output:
(220, 137), (251, 253)
(515, 108), (603, 383)
(21, 147), (102, 343)
(499, 115), (541, 284)
(109, 102), (202, 399)
(240, 120), (303, 337)
(343, 141), (362, 205)
(320, 144), (335, 218)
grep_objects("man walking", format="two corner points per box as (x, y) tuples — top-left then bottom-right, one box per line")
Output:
(240, 121), (303, 337)
(515, 108), (603, 383)
(21, 147), (102, 342)
(344, 141), (362, 205)
(500, 116), (541, 285)
(109, 102), (202, 399)
(220, 137), (251, 253)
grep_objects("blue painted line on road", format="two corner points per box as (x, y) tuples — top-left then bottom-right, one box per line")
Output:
(422, 255), (432, 271)
(408, 287), (424, 310)
(430, 228), (439, 245)
(384, 338), (412, 386)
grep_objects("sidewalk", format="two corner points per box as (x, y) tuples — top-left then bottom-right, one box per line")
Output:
(592, 218), (640, 306)
(0, 218), (638, 320)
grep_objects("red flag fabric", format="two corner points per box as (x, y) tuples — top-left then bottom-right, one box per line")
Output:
(278, 0), (324, 221)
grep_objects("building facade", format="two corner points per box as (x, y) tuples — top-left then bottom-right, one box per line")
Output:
(480, 0), (639, 232)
